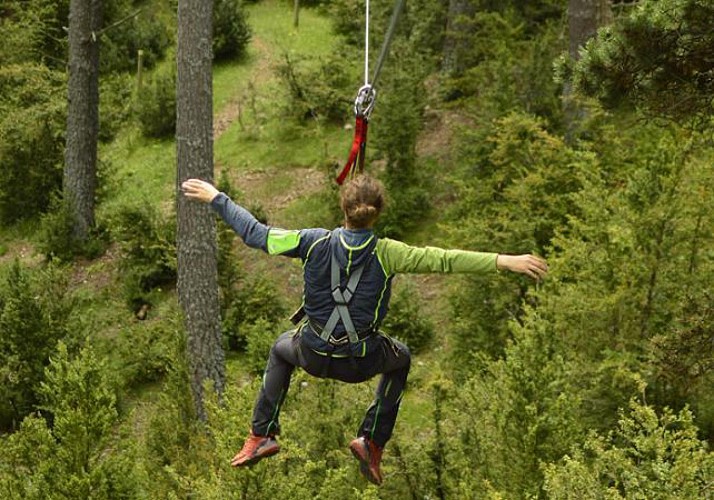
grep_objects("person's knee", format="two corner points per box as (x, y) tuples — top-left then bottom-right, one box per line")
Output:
(391, 339), (411, 371)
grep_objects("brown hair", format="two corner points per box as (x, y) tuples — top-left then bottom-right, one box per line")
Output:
(340, 175), (385, 229)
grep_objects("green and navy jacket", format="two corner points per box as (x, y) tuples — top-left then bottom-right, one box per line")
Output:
(212, 193), (499, 339)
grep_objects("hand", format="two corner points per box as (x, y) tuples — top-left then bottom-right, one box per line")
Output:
(181, 178), (220, 204)
(496, 254), (548, 281)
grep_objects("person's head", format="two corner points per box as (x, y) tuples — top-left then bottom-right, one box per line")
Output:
(340, 175), (385, 229)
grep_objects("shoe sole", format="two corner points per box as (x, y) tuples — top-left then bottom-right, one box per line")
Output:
(349, 440), (381, 486)
(231, 443), (280, 467)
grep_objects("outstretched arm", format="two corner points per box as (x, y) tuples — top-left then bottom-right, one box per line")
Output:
(377, 238), (548, 280)
(181, 178), (308, 257)
(181, 178), (270, 252)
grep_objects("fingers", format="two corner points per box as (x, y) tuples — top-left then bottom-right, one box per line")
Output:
(181, 178), (217, 203)
(524, 254), (548, 280)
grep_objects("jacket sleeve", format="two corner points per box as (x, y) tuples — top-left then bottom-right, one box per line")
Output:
(211, 193), (302, 256)
(376, 238), (498, 276)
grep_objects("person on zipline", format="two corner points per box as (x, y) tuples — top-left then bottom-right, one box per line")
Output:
(182, 174), (548, 485)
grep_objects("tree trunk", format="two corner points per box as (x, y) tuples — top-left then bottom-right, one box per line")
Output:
(64, 0), (102, 241)
(176, 0), (225, 420)
(568, 0), (613, 60)
(442, 0), (476, 78)
(564, 0), (612, 141)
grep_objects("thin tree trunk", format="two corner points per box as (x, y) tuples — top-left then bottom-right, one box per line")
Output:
(564, 0), (612, 142)
(177, 0), (225, 420)
(442, 0), (476, 78)
(64, 0), (102, 241)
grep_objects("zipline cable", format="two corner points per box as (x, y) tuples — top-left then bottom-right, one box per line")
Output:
(336, 0), (406, 185)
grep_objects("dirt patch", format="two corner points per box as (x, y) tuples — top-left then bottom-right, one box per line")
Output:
(214, 36), (274, 141)
(0, 240), (42, 268)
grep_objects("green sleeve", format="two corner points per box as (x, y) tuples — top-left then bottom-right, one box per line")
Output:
(376, 238), (498, 276)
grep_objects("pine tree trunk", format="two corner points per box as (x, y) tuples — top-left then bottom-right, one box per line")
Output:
(176, 0), (225, 420)
(568, 0), (613, 60)
(64, 0), (102, 241)
(442, 0), (476, 78)
(564, 0), (612, 141)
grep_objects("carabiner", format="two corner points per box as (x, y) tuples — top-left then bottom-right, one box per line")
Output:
(354, 84), (377, 118)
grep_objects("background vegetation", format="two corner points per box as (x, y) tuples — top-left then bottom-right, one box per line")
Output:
(1, 0), (713, 498)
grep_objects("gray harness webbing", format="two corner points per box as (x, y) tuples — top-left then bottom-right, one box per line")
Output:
(319, 254), (365, 345)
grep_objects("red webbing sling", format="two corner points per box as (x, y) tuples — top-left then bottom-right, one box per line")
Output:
(335, 0), (405, 185)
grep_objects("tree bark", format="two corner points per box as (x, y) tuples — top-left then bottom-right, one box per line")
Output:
(176, 0), (225, 420)
(564, 0), (612, 141)
(442, 0), (476, 78)
(568, 0), (613, 60)
(64, 0), (102, 241)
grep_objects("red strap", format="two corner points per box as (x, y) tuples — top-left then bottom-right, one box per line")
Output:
(336, 116), (369, 185)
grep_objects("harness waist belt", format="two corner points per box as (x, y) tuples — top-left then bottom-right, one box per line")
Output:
(307, 319), (375, 346)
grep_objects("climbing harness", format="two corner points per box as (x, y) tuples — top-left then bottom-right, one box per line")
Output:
(320, 253), (365, 344)
(336, 0), (406, 184)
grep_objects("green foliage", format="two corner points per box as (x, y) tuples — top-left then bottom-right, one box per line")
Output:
(381, 283), (435, 354)
(135, 60), (177, 139)
(445, 309), (585, 498)
(101, 1), (173, 74)
(445, 112), (582, 361)
(109, 201), (177, 313)
(37, 195), (108, 262)
(0, 261), (76, 431)
(276, 48), (357, 123)
(572, 0), (714, 123)
(0, 0), (69, 69)
(113, 320), (176, 388)
(543, 401), (714, 499)
(213, 0), (252, 61)
(442, 8), (564, 124)
(99, 72), (135, 142)
(223, 272), (288, 351)
(0, 341), (139, 499)
(372, 41), (432, 239)
(0, 64), (66, 223)
(244, 319), (280, 375)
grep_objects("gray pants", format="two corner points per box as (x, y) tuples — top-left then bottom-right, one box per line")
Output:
(251, 325), (411, 448)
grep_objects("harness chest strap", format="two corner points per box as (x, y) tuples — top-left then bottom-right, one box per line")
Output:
(319, 253), (365, 345)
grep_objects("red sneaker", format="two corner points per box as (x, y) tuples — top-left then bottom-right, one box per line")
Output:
(230, 432), (280, 467)
(349, 436), (383, 485)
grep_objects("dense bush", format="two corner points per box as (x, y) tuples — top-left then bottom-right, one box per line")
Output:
(0, 342), (138, 499)
(0, 0), (69, 69)
(0, 262), (76, 431)
(37, 195), (108, 262)
(135, 61), (177, 139)
(101, 1), (173, 74)
(0, 64), (66, 223)
(543, 401), (714, 499)
(276, 48), (357, 123)
(213, 0), (252, 61)
(109, 201), (177, 313)
(381, 283), (434, 354)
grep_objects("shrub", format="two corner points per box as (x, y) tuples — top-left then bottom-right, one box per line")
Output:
(36, 195), (108, 262)
(101, 0), (173, 74)
(0, 261), (76, 431)
(223, 272), (288, 351)
(276, 48), (357, 123)
(244, 318), (280, 375)
(135, 61), (176, 139)
(113, 320), (176, 387)
(381, 283), (435, 354)
(213, 0), (252, 61)
(109, 201), (177, 313)
(0, 64), (66, 223)
(99, 72), (135, 142)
